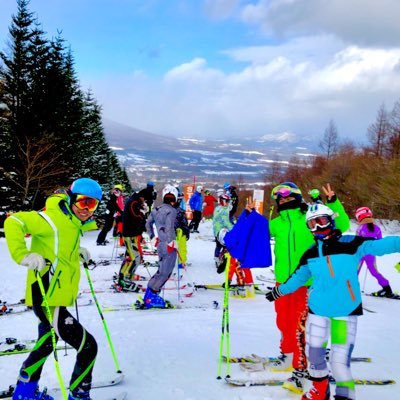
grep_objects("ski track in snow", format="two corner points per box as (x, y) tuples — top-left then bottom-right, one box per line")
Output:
(0, 219), (399, 399)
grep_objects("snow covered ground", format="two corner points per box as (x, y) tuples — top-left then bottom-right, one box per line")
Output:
(0, 218), (399, 400)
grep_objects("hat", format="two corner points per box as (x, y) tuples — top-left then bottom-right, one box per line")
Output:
(355, 207), (373, 224)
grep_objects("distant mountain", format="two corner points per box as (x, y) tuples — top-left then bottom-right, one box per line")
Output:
(102, 119), (318, 187)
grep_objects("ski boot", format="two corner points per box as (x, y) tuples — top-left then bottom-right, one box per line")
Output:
(302, 377), (330, 399)
(282, 368), (309, 394)
(269, 352), (293, 371)
(12, 380), (54, 400)
(68, 382), (92, 400)
(371, 285), (393, 298)
(143, 287), (167, 309)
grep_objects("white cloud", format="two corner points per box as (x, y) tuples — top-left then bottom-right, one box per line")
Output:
(85, 39), (400, 140)
(239, 0), (400, 47)
(202, 0), (239, 20)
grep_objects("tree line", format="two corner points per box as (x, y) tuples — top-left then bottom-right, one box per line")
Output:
(0, 0), (131, 221)
(259, 104), (400, 220)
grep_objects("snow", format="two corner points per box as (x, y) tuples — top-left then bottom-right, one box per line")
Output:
(0, 219), (400, 400)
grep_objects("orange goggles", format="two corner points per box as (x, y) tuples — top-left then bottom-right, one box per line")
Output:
(74, 195), (99, 212)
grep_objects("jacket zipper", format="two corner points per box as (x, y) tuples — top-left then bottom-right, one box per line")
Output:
(326, 256), (335, 277)
(347, 280), (356, 301)
(48, 270), (62, 298)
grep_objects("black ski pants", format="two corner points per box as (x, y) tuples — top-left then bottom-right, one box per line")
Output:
(18, 306), (97, 393)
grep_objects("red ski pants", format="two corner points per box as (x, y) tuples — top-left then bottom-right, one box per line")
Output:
(274, 284), (308, 370)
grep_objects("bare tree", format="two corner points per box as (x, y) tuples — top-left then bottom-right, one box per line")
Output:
(367, 103), (390, 157)
(388, 99), (400, 159)
(319, 119), (339, 160)
(1, 134), (69, 206)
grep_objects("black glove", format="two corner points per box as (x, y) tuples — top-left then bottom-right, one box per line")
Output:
(265, 286), (283, 302)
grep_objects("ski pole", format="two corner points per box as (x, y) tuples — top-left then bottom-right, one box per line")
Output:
(83, 262), (122, 373)
(217, 252), (231, 379)
(35, 268), (68, 400)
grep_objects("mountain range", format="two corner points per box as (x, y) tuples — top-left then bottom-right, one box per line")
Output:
(103, 119), (319, 189)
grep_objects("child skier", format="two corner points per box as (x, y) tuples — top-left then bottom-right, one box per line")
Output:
(144, 185), (178, 308)
(4, 178), (102, 400)
(265, 203), (400, 400)
(268, 182), (349, 394)
(355, 206), (393, 297)
(188, 185), (203, 233)
(174, 188), (190, 269)
(117, 189), (148, 291)
(96, 184), (124, 245)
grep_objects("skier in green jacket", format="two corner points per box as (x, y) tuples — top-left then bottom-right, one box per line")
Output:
(267, 182), (350, 395)
(4, 178), (102, 400)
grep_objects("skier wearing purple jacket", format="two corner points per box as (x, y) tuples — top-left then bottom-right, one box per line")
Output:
(355, 207), (393, 297)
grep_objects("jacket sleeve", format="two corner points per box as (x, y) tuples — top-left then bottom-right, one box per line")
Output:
(327, 198), (350, 233)
(279, 262), (312, 296)
(146, 212), (155, 238)
(357, 236), (400, 259)
(4, 212), (46, 264)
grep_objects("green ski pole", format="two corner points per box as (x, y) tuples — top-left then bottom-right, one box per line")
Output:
(217, 252), (231, 379)
(83, 262), (122, 373)
(35, 269), (68, 400)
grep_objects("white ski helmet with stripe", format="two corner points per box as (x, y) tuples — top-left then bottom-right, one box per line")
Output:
(162, 184), (178, 203)
(306, 204), (336, 237)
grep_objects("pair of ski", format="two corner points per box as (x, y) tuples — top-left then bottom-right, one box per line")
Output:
(0, 336), (90, 357)
(194, 283), (267, 295)
(0, 372), (126, 399)
(224, 354), (395, 386)
(102, 297), (219, 312)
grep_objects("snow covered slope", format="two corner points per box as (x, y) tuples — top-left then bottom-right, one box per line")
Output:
(0, 219), (399, 400)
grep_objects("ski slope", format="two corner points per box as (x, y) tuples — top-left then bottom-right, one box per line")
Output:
(0, 219), (399, 400)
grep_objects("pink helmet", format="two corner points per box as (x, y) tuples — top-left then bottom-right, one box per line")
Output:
(355, 207), (373, 223)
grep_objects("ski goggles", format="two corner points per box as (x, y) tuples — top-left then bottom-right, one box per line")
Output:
(271, 185), (302, 200)
(306, 216), (331, 232)
(74, 195), (99, 212)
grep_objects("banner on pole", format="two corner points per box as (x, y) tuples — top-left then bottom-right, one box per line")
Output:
(253, 189), (264, 215)
(184, 184), (195, 220)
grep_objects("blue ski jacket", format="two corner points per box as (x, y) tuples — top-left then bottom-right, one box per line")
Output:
(225, 210), (272, 268)
(278, 234), (400, 317)
(189, 191), (203, 212)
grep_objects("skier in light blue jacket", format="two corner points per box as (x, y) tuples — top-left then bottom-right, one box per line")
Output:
(265, 204), (400, 400)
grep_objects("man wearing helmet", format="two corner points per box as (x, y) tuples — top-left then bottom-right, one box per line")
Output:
(188, 185), (204, 233)
(4, 178), (102, 400)
(266, 203), (400, 400)
(267, 182), (350, 395)
(144, 184), (178, 308)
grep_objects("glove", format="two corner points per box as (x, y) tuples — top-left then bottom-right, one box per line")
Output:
(265, 286), (283, 302)
(154, 237), (160, 248)
(395, 262), (400, 273)
(141, 203), (149, 215)
(79, 247), (91, 264)
(167, 240), (177, 253)
(20, 253), (46, 271)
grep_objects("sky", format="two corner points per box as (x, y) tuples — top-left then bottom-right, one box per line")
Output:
(2, 0), (400, 141)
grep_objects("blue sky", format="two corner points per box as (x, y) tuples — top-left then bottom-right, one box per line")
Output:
(1, 0), (400, 141)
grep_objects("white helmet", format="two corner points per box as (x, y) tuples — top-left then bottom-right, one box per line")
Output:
(196, 185), (203, 193)
(162, 184), (178, 203)
(306, 204), (336, 233)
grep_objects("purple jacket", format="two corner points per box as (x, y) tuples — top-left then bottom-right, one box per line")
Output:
(356, 223), (382, 240)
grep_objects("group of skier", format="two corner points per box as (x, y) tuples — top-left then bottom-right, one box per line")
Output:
(260, 182), (400, 400)
(3, 175), (400, 400)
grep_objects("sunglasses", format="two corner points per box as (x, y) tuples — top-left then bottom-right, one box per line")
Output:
(74, 195), (99, 212)
(306, 216), (331, 232)
(271, 185), (301, 200)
